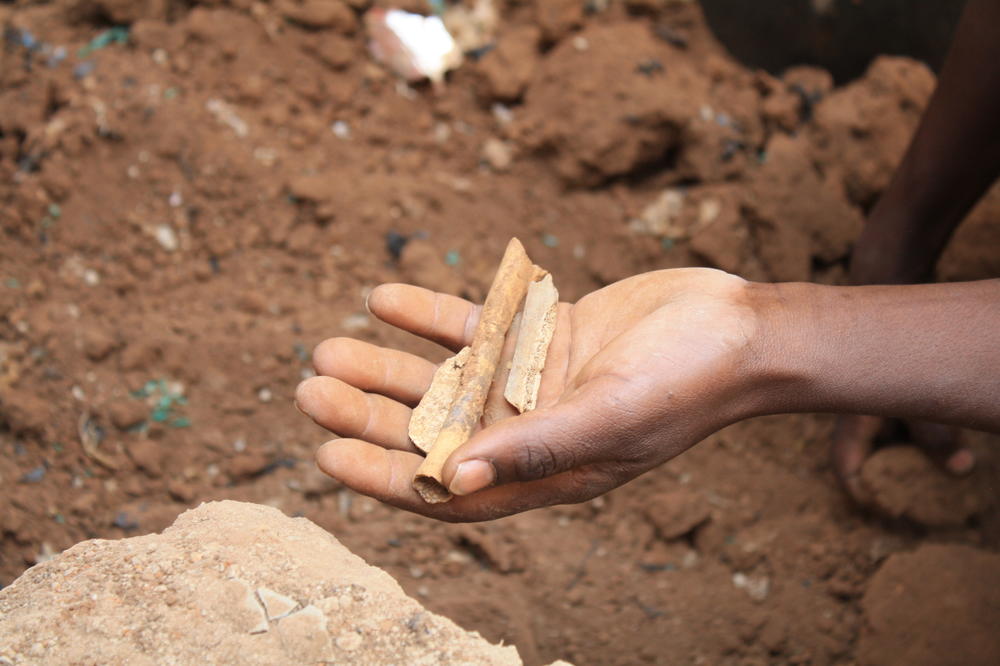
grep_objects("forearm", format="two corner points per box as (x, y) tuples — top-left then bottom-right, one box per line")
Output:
(747, 280), (1000, 431)
(853, 0), (1000, 283)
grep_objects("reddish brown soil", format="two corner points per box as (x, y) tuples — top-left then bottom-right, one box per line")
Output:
(2, 1), (999, 664)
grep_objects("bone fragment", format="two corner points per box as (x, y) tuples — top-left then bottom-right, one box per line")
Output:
(412, 238), (537, 503)
(409, 346), (471, 453)
(504, 273), (558, 413)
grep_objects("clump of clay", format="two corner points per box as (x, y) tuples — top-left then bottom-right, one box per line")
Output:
(860, 544), (1000, 666)
(859, 446), (982, 527)
(0, 501), (524, 665)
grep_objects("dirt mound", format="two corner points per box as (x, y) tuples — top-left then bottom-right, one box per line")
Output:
(0, 500), (524, 665)
(860, 543), (1000, 666)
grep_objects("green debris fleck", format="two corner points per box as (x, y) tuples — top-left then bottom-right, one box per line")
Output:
(78, 26), (129, 58)
(4, 278), (20, 289)
(170, 417), (191, 428)
(47, 203), (62, 219)
(53, 513), (66, 524)
(444, 250), (460, 266)
(541, 233), (559, 248)
(164, 87), (179, 100)
(133, 378), (188, 424)
(293, 343), (309, 361)
(51, 442), (64, 452)
(661, 237), (675, 251)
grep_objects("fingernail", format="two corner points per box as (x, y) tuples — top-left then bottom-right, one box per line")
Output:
(449, 460), (495, 496)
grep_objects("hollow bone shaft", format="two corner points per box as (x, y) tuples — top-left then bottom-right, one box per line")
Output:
(412, 238), (540, 503)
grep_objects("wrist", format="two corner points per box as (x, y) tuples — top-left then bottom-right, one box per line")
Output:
(740, 280), (827, 418)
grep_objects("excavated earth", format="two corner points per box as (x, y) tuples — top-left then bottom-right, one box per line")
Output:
(1, 1), (999, 664)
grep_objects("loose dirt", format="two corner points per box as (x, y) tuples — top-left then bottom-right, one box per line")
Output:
(1, 1), (999, 664)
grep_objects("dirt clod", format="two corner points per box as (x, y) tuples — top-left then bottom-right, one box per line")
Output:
(860, 544), (1000, 666)
(0, 501), (524, 665)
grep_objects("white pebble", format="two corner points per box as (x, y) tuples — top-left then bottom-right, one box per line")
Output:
(331, 121), (351, 139)
(155, 225), (178, 252)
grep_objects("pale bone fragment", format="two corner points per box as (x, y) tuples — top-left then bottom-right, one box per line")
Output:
(256, 587), (299, 621)
(481, 313), (521, 428)
(409, 346), (471, 453)
(504, 273), (558, 413)
(412, 238), (539, 503)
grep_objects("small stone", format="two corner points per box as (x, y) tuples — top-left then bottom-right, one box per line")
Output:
(732, 572), (770, 602)
(331, 121), (351, 139)
(155, 225), (178, 251)
(83, 328), (119, 361)
(340, 313), (369, 332)
(108, 400), (147, 431)
(481, 138), (513, 172)
(257, 388), (273, 403)
(644, 489), (711, 540)
(256, 588), (299, 621)
(128, 440), (164, 478)
(630, 189), (686, 237)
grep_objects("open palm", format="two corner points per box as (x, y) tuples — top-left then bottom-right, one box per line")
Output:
(296, 267), (759, 521)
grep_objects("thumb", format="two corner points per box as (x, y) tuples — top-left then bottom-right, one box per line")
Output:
(441, 379), (637, 496)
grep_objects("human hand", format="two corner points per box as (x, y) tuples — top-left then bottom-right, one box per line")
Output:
(295, 268), (765, 521)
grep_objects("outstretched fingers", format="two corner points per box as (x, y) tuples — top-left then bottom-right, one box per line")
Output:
(367, 284), (480, 352)
(317, 438), (611, 521)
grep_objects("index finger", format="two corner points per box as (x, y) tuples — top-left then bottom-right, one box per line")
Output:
(367, 284), (481, 353)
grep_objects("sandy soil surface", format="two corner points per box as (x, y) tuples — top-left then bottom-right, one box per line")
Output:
(1, 1), (999, 664)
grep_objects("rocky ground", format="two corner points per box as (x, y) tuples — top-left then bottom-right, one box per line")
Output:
(1, 1), (999, 664)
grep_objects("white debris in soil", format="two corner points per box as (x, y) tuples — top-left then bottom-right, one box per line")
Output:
(492, 103), (514, 126)
(206, 98), (249, 138)
(732, 572), (770, 601)
(331, 121), (351, 139)
(630, 189), (686, 238)
(155, 224), (178, 251)
(481, 138), (513, 172)
(366, 9), (463, 85)
(341, 313), (370, 331)
(257, 388), (273, 403)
